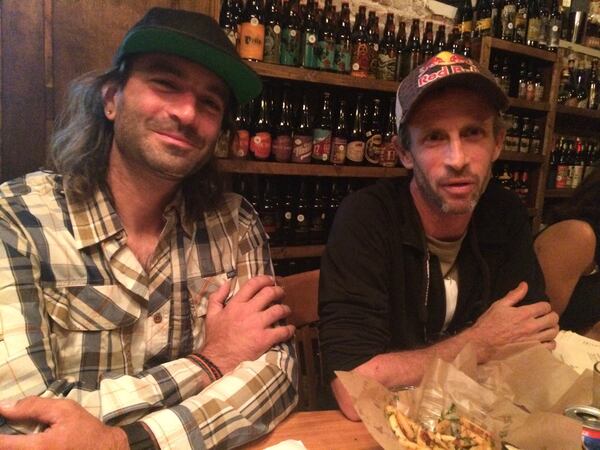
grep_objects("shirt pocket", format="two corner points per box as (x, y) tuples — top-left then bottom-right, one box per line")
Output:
(187, 271), (236, 321)
(44, 284), (142, 331)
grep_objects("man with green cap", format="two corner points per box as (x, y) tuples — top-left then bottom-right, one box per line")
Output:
(0, 7), (296, 449)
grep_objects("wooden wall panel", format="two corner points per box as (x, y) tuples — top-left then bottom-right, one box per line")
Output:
(1, 1), (47, 181)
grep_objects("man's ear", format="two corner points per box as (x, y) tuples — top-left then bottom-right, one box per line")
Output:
(394, 135), (414, 169)
(102, 82), (118, 121)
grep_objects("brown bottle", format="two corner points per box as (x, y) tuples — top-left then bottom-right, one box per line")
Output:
(238, 0), (265, 61)
(346, 94), (366, 165)
(364, 98), (383, 166)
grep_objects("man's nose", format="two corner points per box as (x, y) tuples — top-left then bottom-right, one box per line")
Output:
(168, 92), (197, 126)
(445, 136), (468, 171)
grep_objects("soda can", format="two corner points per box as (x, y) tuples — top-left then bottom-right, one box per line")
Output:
(564, 405), (600, 450)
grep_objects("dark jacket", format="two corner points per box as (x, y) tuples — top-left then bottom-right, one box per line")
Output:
(318, 177), (547, 382)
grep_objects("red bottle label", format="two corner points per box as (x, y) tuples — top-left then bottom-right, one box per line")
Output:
(250, 132), (272, 159)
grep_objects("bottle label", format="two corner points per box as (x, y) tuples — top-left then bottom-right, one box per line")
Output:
(317, 37), (336, 71)
(365, 133), (383, 164)
(518, 81), (527, 99)
(250, 131), (272, 159)
(530, 138), (541, 154)
(238, 22), (265, 60)
(302, 32), (318, 68)
(234, 129), (250, 158)
(262, 212), (278, 234)
(377, 52), (397, 81)
(380, 139), (397, 167)
(459, 20), (473, 34)
(555, 165), (569, 188)
(571, 165), (584, 188)
(476, 17), (492, 35)
(534, 84), (544, 102)
(214, 131), (230, 158)
(331, 137), (348, 164)
(292, 135), (313, 163)
(312, 128), (332, 161)
(527, 17), (541, 42)
(273, 134), (293, 162)
(263, 24), (281, 64)
(519, 137), (530, 153)
(501, 5), (516, 38)
(347, 140), (365, 163)
(281, 28), (301, 66)
(548, 19), (560, 47)
(350, 42), (370, 77)
(526, 83), (535, 101)
(504, 136), (519, 152)
(334, 40), (352, 73)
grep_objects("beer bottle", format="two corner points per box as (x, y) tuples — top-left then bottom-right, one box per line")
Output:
(377, 13), (397, 81)
(364, 98), (383, 166)
(491, 55), (501, 85)
(497, 164), (513, 190)
(517, 171), (529, 203)
(505, 115), (520, 152)
(547, 0), (561, 52)
(394, 20), (407, 81)
(534, 70), (544, 102)
(292, 93), (313, 163)
(555, 139), (571, 188)
(517, 61), (528, 99)
(366, 12), (380, 78)
(547, 139), (559, 189)
(380, 96), (398, 168)
(233, 102), (251, 159)
(557, 65), (572, 104)
(402, 19), (421, 78)
(499, 56), (511, 95)
(526, 0), (541, 47)
(462, 35), (472, 58)
(279, 179), (295, 244)
(537, 1), (549, 50)
(346, 95), (366, 165)
(588, 59), (599, 110)
(280, 0), (301, 66)
(260, 177), (281, 244)
(518, 117), (531, 153)
(490, 0), (501, 38)
(525, 68), (535, 101)
(324, 180), (342, 234)
(513, 0), (528, 44)
(456, 0), (473, 38)
(311, 92), (334, 163)
(317, 0), (336, 71)
(308, 180), (326, 244)
(530, 122), (542, 155)
(264, 0), (282, 64)
(219, 0), (239, 46)
(238, 0), (265, 61)
(500, 0), (516, 41)
(575, 63), (589, 108)
(449, 27), (464, 54)
(334, 2), (352, 74)
(474, 0), (492, 38)
(350, 6), (370, 78)
(433, 24), (446, 54)
(301, 0), (318, 69)
(250, 90), (273, 160)
(331, 99), (348, 165)
(421, 21), (435, 64)
(571, 138), (585, 188)
(293, 180), (310, 244)
(273, 87), (294, 162)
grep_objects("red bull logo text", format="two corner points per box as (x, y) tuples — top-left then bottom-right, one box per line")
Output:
(416, 51), (480, 87)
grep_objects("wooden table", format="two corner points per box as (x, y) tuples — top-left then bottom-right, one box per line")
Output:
(241, 410), (381, 449)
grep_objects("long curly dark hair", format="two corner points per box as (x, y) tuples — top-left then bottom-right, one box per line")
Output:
(47, 57), (236, 220)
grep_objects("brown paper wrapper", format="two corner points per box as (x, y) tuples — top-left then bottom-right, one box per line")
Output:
(336, 343), (587, 450)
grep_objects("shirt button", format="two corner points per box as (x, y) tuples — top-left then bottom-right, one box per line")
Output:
(153, 313), (162, 324)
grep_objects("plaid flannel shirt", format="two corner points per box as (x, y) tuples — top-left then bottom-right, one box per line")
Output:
(0, 171), (298, 449)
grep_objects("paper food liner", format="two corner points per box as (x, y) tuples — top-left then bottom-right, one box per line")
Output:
(337, 343), (588, 450)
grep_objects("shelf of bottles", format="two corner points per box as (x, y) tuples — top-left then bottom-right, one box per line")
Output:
(546, 135), (599, 193)
(555, 104), (600, 119)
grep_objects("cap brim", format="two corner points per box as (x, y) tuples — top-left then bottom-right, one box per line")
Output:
(119, 28), (262, 104)
(400, 72), (509, 125)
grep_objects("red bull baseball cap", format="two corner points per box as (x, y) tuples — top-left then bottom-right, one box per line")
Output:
(115, 7), (262, 105)
(395, 51), (509, 129)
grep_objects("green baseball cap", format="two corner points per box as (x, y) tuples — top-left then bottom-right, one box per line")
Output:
(114, 7), (262, 105)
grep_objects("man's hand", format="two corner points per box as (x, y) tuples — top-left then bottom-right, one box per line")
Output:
(201, 275), (295, 374)
(0, 397), (128, 450)
(466, 281), (559, 363)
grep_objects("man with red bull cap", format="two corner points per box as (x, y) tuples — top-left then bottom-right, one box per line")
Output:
(319, 51), (559, 420)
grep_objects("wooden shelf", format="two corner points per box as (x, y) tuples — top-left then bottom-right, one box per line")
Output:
(558, 40), (600, 58)
(499, 152), (545, 163)
(271, 245), (324, 260)
(245, 61), (399, 93)
(217, 159), (408, 178)
(507, 97), (551, 112)
(555, 104), (600, 120)
(479, 37), (558, 62)
(545, 188), (575, 198)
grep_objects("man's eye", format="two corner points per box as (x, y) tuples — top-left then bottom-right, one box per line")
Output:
(153, 79), (178, 90)
(424, 132), (444, 143)
(463, 127), (484, 138)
